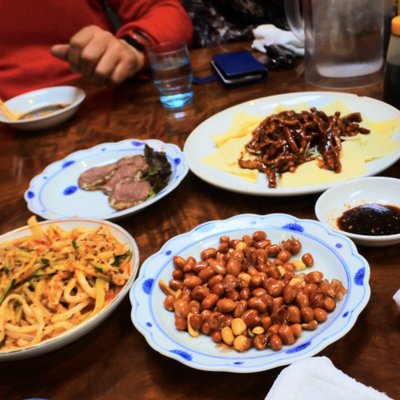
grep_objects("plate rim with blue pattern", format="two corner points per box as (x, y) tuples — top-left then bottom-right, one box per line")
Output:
(129, 213), (370, 373)
(24, 138), (188, 220)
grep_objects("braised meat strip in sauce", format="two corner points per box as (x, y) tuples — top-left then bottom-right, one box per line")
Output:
(239, 107), (370, 188)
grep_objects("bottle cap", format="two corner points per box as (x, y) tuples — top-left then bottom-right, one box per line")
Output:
(392, 16), (400, 36)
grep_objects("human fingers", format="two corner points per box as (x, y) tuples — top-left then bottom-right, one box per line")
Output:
(91, 39), (142, 84)
(78, 31), (114, 80)
(50, 44), (70, 61)
(67, 25), (99, 73)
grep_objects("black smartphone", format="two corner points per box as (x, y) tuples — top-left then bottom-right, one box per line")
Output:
(211, 50), (268, 87)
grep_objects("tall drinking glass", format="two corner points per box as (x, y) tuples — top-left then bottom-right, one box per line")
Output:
(147, 42), (193, 109)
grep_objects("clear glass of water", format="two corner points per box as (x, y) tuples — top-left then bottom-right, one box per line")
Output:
(147, 42), (193, 109)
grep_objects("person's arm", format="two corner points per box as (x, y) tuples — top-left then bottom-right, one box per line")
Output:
(50, 0), (193, 85)
(110, 0), (193, 48)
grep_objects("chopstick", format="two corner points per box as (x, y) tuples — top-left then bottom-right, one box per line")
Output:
(0, 99), (19, 120)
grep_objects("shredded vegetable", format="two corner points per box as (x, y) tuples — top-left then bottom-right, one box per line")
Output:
(0, 216), (132, 351)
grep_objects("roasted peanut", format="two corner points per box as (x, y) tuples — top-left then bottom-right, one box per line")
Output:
(233, 335), (251, 352)
(164, 295), (175, 311)
(314, 307), (328, 323)
(173, 255), (186, 269)
(211, 329), (222, 343)
(283, 284), (298, 304)
(183, 274), (202, 289)
(188, 313), (203, 331)
(226, 289), (240, 301)
(266, 244), (281, 257)
(306, 271), (323, 284)
(202, 293), (219, 310)
(226, 259), (241, 276)
(241, 309), (261, 328)
(300, 306), (314, 323)
(198, 266), (215, 282)
(286, 305), (301, 324)
(233, 300), (248, 318)
(278, 324), (295, 345)
(248, 296), (267, 313)
(169, 279), (183, 291)
(212, 262), (227, 275)
(190, 285), (209, 301)
(253, 231), (267, 242)
(277, 250), (292, 262)
(174, 298), (189, 318)
(210, 282), (225, 297)
(217, 298), (236, 313)
(323, 296), (336, 312)
(302, 320), (318, 330)
(269, 333), (283, 350)
(261, 315), (272, 331)
(175, 316), (187, 331)
(301, 252), (314, 268)
(221, 326), (235, 346)
(253, 333), (268, 350)
(201, 248), (217, 261)
(231, 318), (247, 336)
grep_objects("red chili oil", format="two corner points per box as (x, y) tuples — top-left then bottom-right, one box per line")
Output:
(337, 203), (400, 236)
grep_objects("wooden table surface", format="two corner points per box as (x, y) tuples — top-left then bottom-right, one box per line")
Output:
(0, 42), (399, 400)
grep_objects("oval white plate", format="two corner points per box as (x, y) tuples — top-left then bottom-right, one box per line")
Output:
(24, 139), (188, 220)
(130, 213), (370, 373)
(0, 218), (139, 361)
(315, 176), (400, 246)
(0, 86), (85, 131)
(183, 91), (400, 196)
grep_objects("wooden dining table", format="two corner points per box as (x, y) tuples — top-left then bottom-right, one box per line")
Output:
(0, 41), (399, 400)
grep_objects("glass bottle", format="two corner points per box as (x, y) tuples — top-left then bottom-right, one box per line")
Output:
(383, 16), (400, 109)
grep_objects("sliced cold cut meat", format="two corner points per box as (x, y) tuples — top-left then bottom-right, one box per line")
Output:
(78, 163), (117, 191)
(101, 156), (149, 194)
(109, 178), (152, 210)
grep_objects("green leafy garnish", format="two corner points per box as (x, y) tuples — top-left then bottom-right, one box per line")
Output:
(41, 258), (50, 266)
(72, 240), (78, 251)
(143, 144), (172, 193)
(111, 251), (130, 267)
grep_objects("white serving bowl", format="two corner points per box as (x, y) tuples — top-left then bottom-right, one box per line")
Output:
(0, 218), (139, 361)
(315, 177), (400, 246)
(0, 86), (85, 130)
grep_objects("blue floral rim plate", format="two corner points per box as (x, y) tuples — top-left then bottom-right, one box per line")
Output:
(24, 139), (188, 220)
(130, 213), (370, 373)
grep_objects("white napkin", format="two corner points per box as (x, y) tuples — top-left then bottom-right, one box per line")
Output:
(265, 356), (392, 400)
(252, 24), (304, 56)
(393, 288), (400, 311)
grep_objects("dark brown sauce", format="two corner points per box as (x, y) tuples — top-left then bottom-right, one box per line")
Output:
(19, 103), (69, 120)
(337, 203), (400, 236)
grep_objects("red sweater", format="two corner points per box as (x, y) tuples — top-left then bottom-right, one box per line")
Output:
(0, 0), (193, 99)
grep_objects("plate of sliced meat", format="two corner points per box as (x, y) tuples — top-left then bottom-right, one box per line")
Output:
(24, 139), (188, 220)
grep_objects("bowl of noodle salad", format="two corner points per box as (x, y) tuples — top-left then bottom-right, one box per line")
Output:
(0, 216), (139, 360)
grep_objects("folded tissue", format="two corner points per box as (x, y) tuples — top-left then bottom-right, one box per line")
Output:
(265, 356), (392, 400)
(252, 24), (304, 56)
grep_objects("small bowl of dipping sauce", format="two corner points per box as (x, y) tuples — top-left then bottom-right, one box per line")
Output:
(315, 176), (400, 246)
(0, 86), (85, 131)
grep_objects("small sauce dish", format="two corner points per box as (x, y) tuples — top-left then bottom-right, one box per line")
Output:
(0, 86), (85, 131)
(315, 176), (400, 246)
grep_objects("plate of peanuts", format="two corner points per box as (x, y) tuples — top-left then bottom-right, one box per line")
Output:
(130, 213), (370, 372)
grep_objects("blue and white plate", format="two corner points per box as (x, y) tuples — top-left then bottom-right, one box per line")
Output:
(130, 213), (370, 373)
(24, 139), (188, 220)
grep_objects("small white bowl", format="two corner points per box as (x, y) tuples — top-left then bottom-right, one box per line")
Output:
(315, 177), (400, 247)
(0, 86), (85, 131)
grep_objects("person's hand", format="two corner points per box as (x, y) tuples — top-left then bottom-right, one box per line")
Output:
(51, 25), (145, 84)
